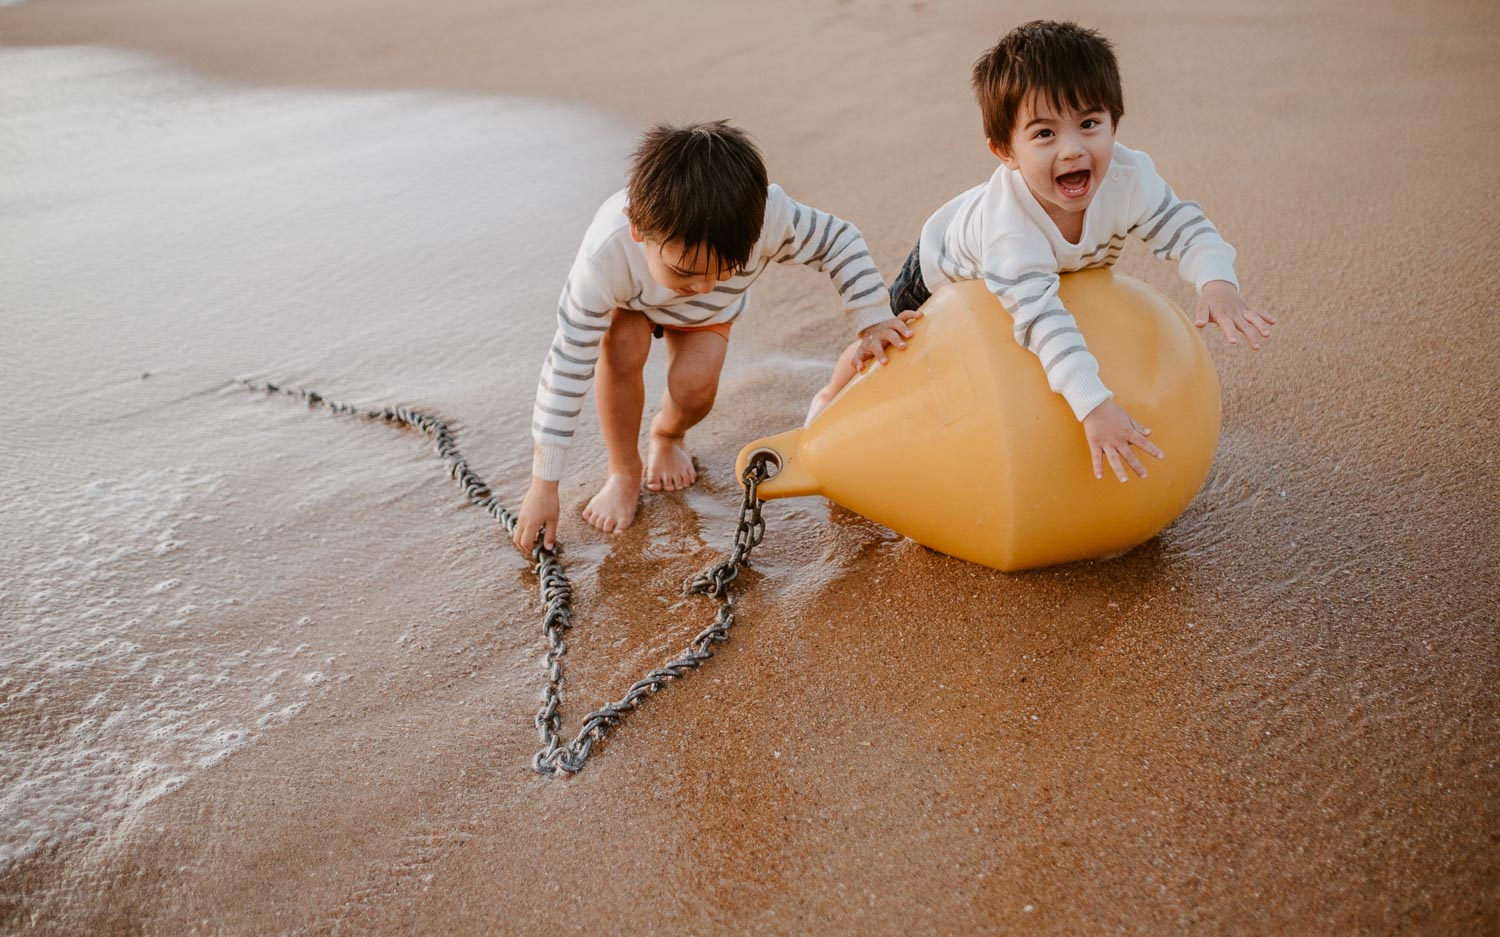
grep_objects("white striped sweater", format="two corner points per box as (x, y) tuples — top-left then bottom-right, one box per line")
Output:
(918, 143), (1239, 420)
(532, 184), (896, 481)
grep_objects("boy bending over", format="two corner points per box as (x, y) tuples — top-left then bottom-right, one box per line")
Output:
(515, 121), (911, 550)
(816, 20), (1276, 480)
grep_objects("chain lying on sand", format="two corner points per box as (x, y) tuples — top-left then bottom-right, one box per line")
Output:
(240, 380), (769, 776)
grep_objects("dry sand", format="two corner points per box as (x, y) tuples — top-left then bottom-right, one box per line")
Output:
(2, 0), (1497, 933)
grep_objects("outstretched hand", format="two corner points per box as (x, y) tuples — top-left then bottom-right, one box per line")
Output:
(1082, 399), (1165, 482)
(1196, 280), (1276, 350)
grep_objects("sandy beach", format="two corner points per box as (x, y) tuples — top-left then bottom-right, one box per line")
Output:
(2, 0), (1497, 933)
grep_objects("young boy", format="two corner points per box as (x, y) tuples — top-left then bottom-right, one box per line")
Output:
(814, 20), (1276, 481)
(513, 121), (912, 551)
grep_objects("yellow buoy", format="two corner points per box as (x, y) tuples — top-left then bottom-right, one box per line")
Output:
(736, 269), (1220, 571)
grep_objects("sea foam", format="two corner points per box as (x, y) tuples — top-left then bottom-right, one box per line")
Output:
(0, 467), (325, 868)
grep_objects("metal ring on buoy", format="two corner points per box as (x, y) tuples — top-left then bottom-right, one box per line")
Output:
(743, 447), (783, 480)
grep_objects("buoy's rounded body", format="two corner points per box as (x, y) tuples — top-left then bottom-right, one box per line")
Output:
(736, 270), (1220, 571)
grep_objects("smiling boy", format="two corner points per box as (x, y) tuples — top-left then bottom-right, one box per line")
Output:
(820, 20), (1275, 481)
(514, 121), (910, 550)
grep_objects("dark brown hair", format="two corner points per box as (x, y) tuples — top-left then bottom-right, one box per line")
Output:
(971, 20), (1124, 153)
(626, 120), (768, 271)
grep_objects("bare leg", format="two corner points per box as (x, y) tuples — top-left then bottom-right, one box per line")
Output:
(806, 339), (862, 426)
(647, 328), (729, 492)
(582, 309), (652, 533)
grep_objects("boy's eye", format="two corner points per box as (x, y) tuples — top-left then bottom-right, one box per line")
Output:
(1035, 129), (1053, 139)
(1081, 118), (1099, 129)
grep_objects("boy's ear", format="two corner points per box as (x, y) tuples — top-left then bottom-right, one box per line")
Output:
(625, 210), (645, 243)
(987, 137), (1018, 169)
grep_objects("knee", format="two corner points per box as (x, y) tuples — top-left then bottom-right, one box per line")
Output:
(668, 369), (718, 416)
(599, 310), (650, 371)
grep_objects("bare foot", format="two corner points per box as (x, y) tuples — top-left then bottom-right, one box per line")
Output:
(582, 471), (641, 533)
(646, 424), (697, 492)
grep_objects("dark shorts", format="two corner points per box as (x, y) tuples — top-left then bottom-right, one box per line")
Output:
(889, 241), (931, 314)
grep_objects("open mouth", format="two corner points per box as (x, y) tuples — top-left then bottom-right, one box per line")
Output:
(1056, 169), (1091, 199)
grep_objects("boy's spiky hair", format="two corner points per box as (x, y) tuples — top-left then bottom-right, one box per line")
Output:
(626, 120), (768, 271)
(971, 20), (1125, 152)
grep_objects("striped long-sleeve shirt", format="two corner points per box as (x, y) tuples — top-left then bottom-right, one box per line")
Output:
(532, 184), (896, 481)
(918, 143), (1239, 420)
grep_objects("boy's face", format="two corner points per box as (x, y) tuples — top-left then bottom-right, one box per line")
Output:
(991, 96), (1117, 228)
(630, 219), (738, 296)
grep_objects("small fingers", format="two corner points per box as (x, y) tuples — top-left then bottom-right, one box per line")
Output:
(1245, 307), (1275, 336)
(1231, 313), (1261, 350)
(1193, 299), (1210, 328)
(1215, 313), (1238, 346)
(1091, 444), (1104, 481)
(1105, 447), (1128, 483)
(517, 521), (549, 553)
(1128, 419), (1165, 461)
(1122, 446), (1147, 479)
(878, 327), (908, 351)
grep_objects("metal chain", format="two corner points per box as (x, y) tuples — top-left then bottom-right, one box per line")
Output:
(240, 380), (769, 776)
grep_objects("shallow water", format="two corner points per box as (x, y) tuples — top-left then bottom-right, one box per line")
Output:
(1, 42), (632, 876)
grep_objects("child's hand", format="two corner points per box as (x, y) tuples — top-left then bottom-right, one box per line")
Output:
(1195, 280), (1277, 350)
(1082, 399), (1165, 482)
(854, 310), (923, 368)
(514, 479), (560, 553)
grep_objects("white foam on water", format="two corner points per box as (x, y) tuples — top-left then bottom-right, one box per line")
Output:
(0, 468), (327, 869)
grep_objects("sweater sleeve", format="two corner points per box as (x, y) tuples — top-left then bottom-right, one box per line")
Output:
(530, 245), (622, 482)
(983, 233), (1114, 421)
(1127, 153), (1239, 290)
(765, 186), (895, 334)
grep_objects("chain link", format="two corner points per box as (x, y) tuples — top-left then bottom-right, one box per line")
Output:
(241, 380), (770, 776)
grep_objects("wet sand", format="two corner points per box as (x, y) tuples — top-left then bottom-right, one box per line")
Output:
(3, 0), (1497, 933)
